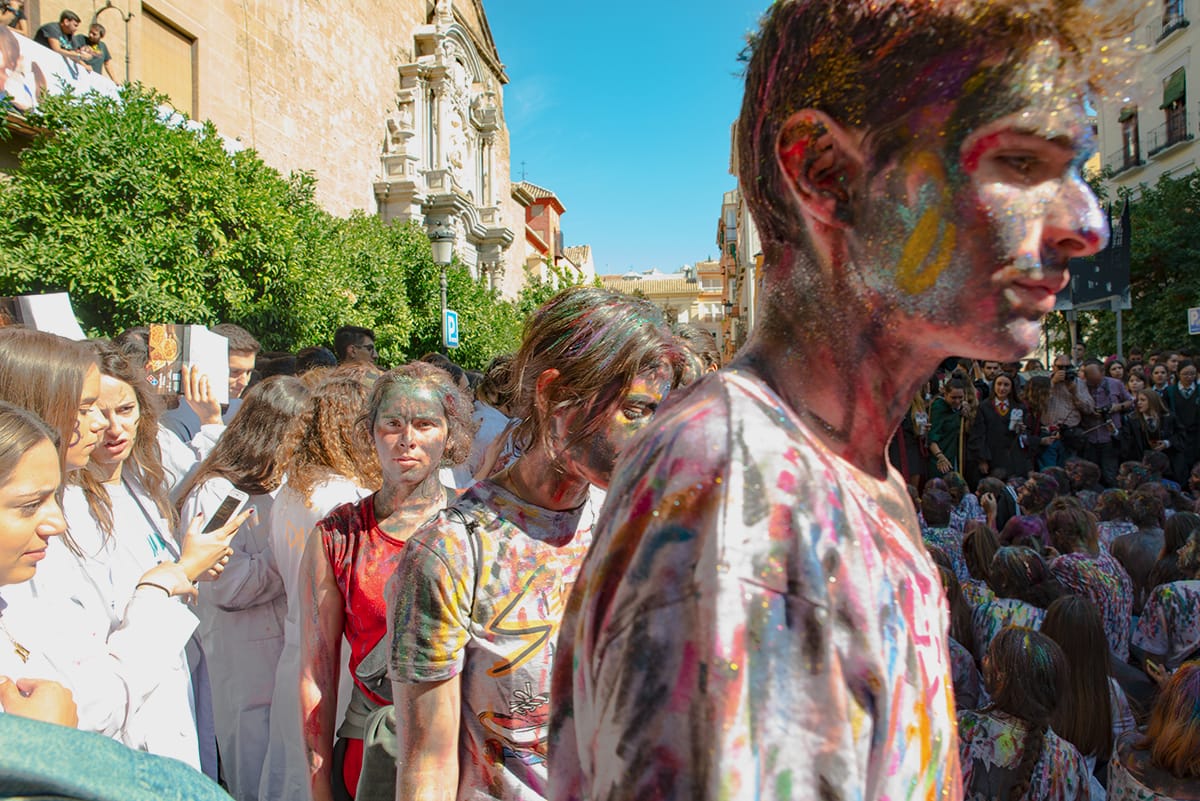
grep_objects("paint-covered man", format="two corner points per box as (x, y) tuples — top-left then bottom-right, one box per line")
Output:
(550, 1), (1127, 799)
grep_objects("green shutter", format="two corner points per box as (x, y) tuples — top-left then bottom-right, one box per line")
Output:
(1118, 106), (1137, 123)
(1161, 69), (1186, 109)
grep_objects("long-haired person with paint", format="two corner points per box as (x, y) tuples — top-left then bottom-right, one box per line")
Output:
(300, 362), (474, 801)
(388, 287), (682, 801)
(1107, 661), (1200, 799)
(958, 627), (1092, 800)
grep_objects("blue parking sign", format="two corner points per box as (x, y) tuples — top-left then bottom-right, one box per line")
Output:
(444, 309), (460, 349)
(1190, 307), (1200, 336)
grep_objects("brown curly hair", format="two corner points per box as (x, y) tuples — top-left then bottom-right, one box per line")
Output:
(357, 362), (476, 468)
(278, 374), (382, 503)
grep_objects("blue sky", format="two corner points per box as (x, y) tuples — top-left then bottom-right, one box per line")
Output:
(487, 2), (765, 275)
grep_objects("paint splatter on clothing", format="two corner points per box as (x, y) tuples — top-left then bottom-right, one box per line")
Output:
(1107, 734), (1200, 801)
(923, 525), (969, 583)
(971, 597), (1045, 659)
(1050, 551), (1133, 661)
(549, 370), (961, 801)
(949, 636), (984, 711)
(319, 497), (405, 707)
(961, 578), (995, 611)
(951, 495), (985, 533)
(1097, 520), (1138, 552)
(1132, 580), (1200, 669)
(958, 710), (1091, 800)
(388, 480), (598, 801)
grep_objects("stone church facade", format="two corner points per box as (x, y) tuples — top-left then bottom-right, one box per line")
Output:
(22, 0), (524, 296)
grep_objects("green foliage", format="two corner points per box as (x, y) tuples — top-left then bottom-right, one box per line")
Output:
(0, 83), (531, 369)
(1077, 171), (1200, 355)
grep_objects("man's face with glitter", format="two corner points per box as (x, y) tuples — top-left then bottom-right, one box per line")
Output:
(845, 43), (1107, 361)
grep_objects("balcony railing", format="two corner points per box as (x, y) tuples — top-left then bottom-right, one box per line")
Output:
(1106, 146), (1144, 175)
(1147, 112), (1193, 157)
(1, 29), (119, 116)
(1159, 0), (1190, 41)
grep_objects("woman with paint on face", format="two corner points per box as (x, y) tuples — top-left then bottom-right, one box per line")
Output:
(1107, 661), (1200, 800)
(388, 286), (682, 801)
(177, 375), (311, 801)
(59, 342), (251, 769)
(300, 362), (473, 801)
(260, 373), (380, 801)
(0, 331), (242, 746)
(958, 627), (1092, 801)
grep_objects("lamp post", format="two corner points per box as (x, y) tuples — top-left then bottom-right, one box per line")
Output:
(427, 219), (455, 352)
(94, 1), (134, 84)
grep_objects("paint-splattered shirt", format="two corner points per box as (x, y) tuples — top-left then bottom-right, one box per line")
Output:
(1097, 521), (1138, 552)
(970, 597), (1045, 660)
(923, 525), (969, 583)
(549, 370), (961, 801)
(961, 578), (994, 611)
(1132, 579), (1200, 669)
(1107, 734), (1200, 801)
(958, 710), (1092, 800)
(1050, 551), (1133, 661)
(388, 480), (598, 801)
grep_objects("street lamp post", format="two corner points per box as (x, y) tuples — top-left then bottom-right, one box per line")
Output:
(93, 1), (134, 84)
(427, 220), (455, 353)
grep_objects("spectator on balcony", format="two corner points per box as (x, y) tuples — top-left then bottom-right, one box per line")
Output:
(33, 10), (91, 71)
(72, 23), (113, 81)
(1, 0), (27, 36)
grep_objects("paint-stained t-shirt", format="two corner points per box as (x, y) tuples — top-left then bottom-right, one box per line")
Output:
(1107, 735), (1200, 801)
(1050, 550), (1133, 661)
(549, 370), (961, 801)
(1132, 579), (1200, 669)
(958, 710), (1092, 801)
(388, 480), (598, 801)
(971, 596), (1045, 660)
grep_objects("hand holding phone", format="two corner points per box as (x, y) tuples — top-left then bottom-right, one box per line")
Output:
(179, 495), (254, 583)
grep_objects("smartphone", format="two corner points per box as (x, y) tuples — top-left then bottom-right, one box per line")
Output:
(201, 489), (250, 533)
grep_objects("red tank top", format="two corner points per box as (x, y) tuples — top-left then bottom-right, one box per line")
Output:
(319, 497), (407, 706)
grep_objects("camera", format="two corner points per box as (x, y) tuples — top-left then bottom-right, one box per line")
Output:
(1063, 366), (1077, 382)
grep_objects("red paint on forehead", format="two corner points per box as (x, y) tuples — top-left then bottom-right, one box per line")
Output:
(961, 132), (1003, 174)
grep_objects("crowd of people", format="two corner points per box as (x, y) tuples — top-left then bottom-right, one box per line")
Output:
(0, 289), (724, 800)
(906, 352), (1200, 797)
(5, 0), (1200, 799)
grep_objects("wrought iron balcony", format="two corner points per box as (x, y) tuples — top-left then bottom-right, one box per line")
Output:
(1106, 147), (1144, 175)
(1147, 112), (1193, 157)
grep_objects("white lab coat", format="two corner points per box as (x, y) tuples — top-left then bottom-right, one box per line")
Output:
(259, 476), (369, 801)
(0, 577), (194, 739)
(58, 481), (202, 766)
(157, 423), (224, 499)
(184, 477), (285, 801)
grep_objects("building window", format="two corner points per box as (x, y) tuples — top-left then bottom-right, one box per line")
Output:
(142, 10), (196, 117)
(1163, 68), (1187, 144)
(1148, 68), (1191, 155)
(1120, 107), (1140, 169)
(1161, 0), (1189, 39)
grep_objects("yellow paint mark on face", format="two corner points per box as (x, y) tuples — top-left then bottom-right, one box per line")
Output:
(894, 151), (957, 295)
